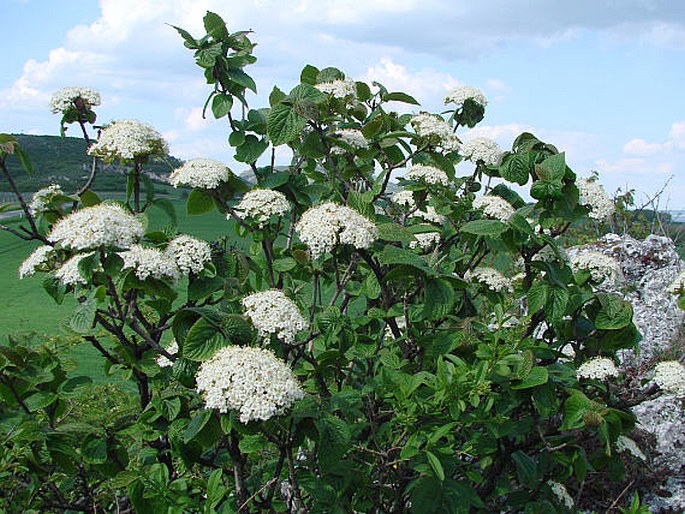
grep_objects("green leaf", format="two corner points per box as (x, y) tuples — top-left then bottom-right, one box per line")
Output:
(500, 154), (530, 185)
(235, 135), (268, 163)
(172, 24), (198, 49)
(378, 245), (435, 275)
(183, 317), (227, 361)
(511, 450), (537, 487)
(58, 376), (92, 397)
(203, 11), (229, 40)
(273, 257), (297, 272)
(561, 391), (592, 430)
(527, 280), (548, 314)
(79, 189), (101, 207)
(512, 367), (548, 390)
(348, 191), (375, 219)
(315, 414), (351, 470)
(43, 276), (66, 305)
(211, 93), (233, 118)
(269, 86), (286, 107)
(545, 286), (569, 322)
(69, 297), (96, 334)
(82, 436), (108, 464)
(383, 92), (420, 105)
(377, 222), (416, 243)
(595, 294), (633, 330)
(188, 276), (223, 301)
(16, 146), (33, 175)
(24, 391), (57, 411)
(424, 278), (455, 320)
(535, 152), (566, 181)
(267, 103), (306, 146)
(461, 219), (507, 236)
(226, 69), (257, 93)
(426, 450), (445, 481)
(187, 188), (215, 215)
(183, 409), (212, 443)
(153, 198), (177, 225)
(300, 64), (320, 84)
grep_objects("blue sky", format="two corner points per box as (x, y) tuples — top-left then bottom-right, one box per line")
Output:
(3, 0), (684, 209)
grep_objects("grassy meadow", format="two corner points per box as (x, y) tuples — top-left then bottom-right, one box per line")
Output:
(0, 197), (235, 379)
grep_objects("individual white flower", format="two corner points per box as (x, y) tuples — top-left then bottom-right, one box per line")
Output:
(234, 189), (291, 227)
(405, 164), (450, 186)
(55, 253), (95, 286)
(196, 346), (304, 423)
(615, 435), (647, 461)
(410, 113), (461, 151)
(331, 128), (368, 154)
(119, 244), (180, 281)
(241, 290), (308, 344)
(666, 270), (685, 294)
(570, 251), (622, 283)
(295, 202), (377, 259)
(410, 232), (441, 250)
(444, 86), (488, 108)
(19, 245), (55, 278)
(462, 137), (503, 167)
(88, 119), (168, 161)
(48, 203), (144, 250)
(166, 235), (212, 275)
(472, 195), (514, 222)
(169, 158), (232, 189)
(653, 361), (685, 398)
(465, 267), (513, 293)
(156, 339), (178, 368)
(576, 178), (614, 222)
(547, 481), (574, 510)
(577, 357), (619, 381)
(315, 78), (357, 99)
(49, 87), (101, 114)
(29, 184), (65, 215)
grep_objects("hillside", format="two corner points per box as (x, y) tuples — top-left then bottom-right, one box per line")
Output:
(3, 134), (181, 193)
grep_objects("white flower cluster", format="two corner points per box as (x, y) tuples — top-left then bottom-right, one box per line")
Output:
(241, 290), (308, 344)
(89, 119), (168, 161)
(570, 251), (622, 283)
(405, 164), (450, 186)
(169, 158), (231, 189)
(577, 357), (619, 381)
(391, 191), (445, 224)
(19, 245), (54, 278)
(391, 190), (415, 208)
(295, 202), (378, 259)
(234, 189), (291, 227)
(472, 195), (515, 222)
(654, 361), (685, 398)
(410, 113), (461, 151)
(331, 129), (368, 154)
(156, 339), (179, 368)
(49, 87), (101, 114)
(196, 346), (304, 423)
(533, 245), (568, 263)
(547, 481), (574, 510)
(119, 245), (180, 281)
(48, 204), (143, 250)
(465, 267), (513, 293)
(55, 253), (95, 286)
(166, 235), (212, 275)
(615, 435), (647, 461)
(29, 184), (65, 215)
(461, 137), (503, 167)
(444, 85), (488, 108)
(576, 178), (615, 222)
(666, 270), (685, 294)
(410, 232), (441, 250)
(315, 78), (357, 99)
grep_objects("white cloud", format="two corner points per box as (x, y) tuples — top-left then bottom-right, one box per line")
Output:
(623, 138), (666, 155)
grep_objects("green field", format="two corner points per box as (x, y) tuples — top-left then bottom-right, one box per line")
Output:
(0, 198), (236, 378)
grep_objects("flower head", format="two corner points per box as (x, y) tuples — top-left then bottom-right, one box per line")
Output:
(462, 137), (503, 167)
(166, 235), (212, 275)
(315, 78), (357, 100)
(196, 346), (304, 423)
(55, 253), (96, 286)
(444, 86), (487, 108)
(472, 195), (514, 222)
(410, 232), (441, 250)
(234, 189), (291, 227)
(241, 290), (308, 344)
(169, 158), (232, 189)
(653, 361), (685, 398)
(405, 164), (450, 186)
(576, 178), (614, 222)
(156, 340), (178, 368)
(410, 113), (460, 151)
(19, 245), (55, 278)
(88, 119), (168, 161)
(49, 87), (101, 114)
(29, 184), (65, 215)
(119, 244), (180, 281)
(465, 267), (513, 293)
(570, 251), (622, 283)
(295, 202), (377, 259)
(547, 481), (574, 510)
(48, 204), (143, 250)
(577, 357), (619, 381)
(331, 128), (368, 154)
